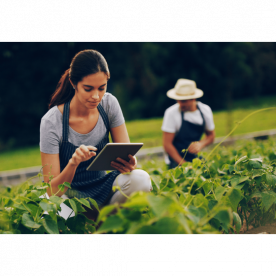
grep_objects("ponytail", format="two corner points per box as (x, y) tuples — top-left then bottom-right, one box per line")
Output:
(49, 50), (110, 109)
(49, 69), (74, 109)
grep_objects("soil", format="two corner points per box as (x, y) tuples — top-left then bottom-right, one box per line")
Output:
(240, 222), (276, 234)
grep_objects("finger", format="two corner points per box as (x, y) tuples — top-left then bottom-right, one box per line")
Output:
(86, 145), (97, 151)
(116, 158), (132, 169)
(128, 155), (136, 165)
(76, 148), (86, 159)
(111, 161), (130, 173)
(79, 145), (90, 158)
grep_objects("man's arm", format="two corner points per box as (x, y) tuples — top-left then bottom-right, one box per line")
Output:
(188, 129), (215, 154)
(163, 132), (186, 165)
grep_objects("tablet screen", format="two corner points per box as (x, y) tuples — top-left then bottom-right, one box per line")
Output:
(86, 143), (143, 171)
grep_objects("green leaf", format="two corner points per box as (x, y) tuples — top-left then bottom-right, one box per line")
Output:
(120, 209), (142, 221)
(150, 175), (161, 190)
(88, 198), (99, 212)
(49, 196), (65, 207)
(122, 193), (149, 209)
(265, 174), (276, 187)
(215, 186), (226, 201)
(69, 199), (78, 214)
(57, 184), (65, 192)
(97, 215), (124, 233)
(214, 210), (231, 226)
(232, 212), (242, 233)
(229, 165), (235, 174)
(22, 202), (41, 218)
(21, 213), (42, 229)
(228, 188), (243, 212)
(36, 185), (49, 190)
(13, 203), (27, 211)
(231, 176), (249, 187)
(133, 225), (157, 234)
(202, 181), (213, 195)
(75, 214), (87, 233)
(73, 198), (91, 210)
(248, 160), (262, 170)
(147, 195), (174, 217)
(97, 205), (116, 223)
(261, 192), (276, 211)
(57, 217), (67, 232)
(42, 216), (59, 234)
(39, 201), (57, 214)
(63, 182), (71, 188)
(154, 217), (186, 234)
(174, 167), (183, 179)
(176, 213), (192, 234)
(235, 156), (247, 166)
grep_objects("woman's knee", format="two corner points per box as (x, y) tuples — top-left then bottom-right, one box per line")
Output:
(129, 169), (152, 193)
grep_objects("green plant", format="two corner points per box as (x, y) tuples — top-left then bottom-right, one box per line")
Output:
(0, 176), (99, 234)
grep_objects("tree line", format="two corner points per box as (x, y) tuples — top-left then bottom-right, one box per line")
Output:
(0, 42), (276, 150)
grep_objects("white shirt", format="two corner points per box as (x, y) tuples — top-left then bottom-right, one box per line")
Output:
(161, 101), (215, 134)
(161, 101), (215, 164)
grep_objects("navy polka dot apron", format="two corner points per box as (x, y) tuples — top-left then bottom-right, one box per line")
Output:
(169, 104), (205, 168)
(60, 99), (120, 206)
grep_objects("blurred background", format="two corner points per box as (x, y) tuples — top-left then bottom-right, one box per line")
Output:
(0, 42), (276, 171)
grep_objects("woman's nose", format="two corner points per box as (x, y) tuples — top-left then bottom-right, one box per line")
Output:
(91, 92), (99, 100)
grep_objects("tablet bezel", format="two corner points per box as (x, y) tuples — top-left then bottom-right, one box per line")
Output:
(86, 143), (143, 171)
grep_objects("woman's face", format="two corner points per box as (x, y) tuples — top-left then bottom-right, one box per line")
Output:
(74, 72), (108, 109)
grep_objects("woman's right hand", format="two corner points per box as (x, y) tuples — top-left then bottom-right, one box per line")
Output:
(69, 145), (97, 167)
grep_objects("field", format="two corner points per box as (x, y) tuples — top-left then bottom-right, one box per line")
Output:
(1, 137), (276, 234)
(0, 95), (276, 171)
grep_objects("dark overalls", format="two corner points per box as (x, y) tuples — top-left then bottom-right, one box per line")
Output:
(169, 105), (205, 169)
(60, 99), (120, 206)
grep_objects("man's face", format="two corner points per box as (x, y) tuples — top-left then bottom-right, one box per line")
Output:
(177, 99), (196, 112)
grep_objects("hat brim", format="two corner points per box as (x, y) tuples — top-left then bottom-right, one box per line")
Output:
(166, 88), (203, 100)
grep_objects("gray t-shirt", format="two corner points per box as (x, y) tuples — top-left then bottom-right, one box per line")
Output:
(40, 92), (125, 154)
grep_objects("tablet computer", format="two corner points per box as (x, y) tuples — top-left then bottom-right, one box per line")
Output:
(86, 143), (143, 171)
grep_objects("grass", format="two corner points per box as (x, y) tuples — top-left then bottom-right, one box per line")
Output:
(1, 95), (276, 171)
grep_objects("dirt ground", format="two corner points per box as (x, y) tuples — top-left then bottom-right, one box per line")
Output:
(240, 222), (276, 234)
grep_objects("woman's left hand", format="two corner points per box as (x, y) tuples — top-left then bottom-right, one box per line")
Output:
(111, 154), (137, 173)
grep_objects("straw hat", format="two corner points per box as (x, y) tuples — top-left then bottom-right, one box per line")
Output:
(167, 79), (203, 100)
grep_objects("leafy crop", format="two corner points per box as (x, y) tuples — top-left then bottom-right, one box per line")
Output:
(1, 106), (276, 234)
(1, 137), (276, 234)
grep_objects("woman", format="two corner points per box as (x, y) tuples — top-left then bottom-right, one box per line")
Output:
(40, 49), (152, 218)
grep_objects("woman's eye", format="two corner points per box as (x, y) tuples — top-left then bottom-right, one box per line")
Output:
(84, 89), (92, 92)
(99, 88), (105, 91)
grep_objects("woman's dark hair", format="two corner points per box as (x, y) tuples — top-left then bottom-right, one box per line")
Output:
(49, 49), (110, 109)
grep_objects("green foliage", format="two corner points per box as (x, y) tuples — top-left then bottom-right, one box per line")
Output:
(0, 176), (97, 234)
(2, 138), (276, 234)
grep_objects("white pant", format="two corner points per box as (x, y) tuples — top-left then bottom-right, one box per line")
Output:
(108, 169), (152, 205)
(42, 169), (152, 219)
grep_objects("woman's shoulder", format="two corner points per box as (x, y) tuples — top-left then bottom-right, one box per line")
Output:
(100, 92), (120, 111)
(41, 105), (63, 124)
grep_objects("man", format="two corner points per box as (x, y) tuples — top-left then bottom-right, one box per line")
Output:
(161, 79), (215, 168)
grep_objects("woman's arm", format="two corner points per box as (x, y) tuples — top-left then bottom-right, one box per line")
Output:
(41, 145), (97, 197)
(110, 123), (137, 173)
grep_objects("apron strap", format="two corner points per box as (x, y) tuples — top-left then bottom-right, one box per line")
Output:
(197, 104), (206, 128)
(62, 100), (71, 142)
(97, 103), (110, 131)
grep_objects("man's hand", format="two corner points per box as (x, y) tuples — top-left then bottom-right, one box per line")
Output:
(188, 141), (203, 154)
